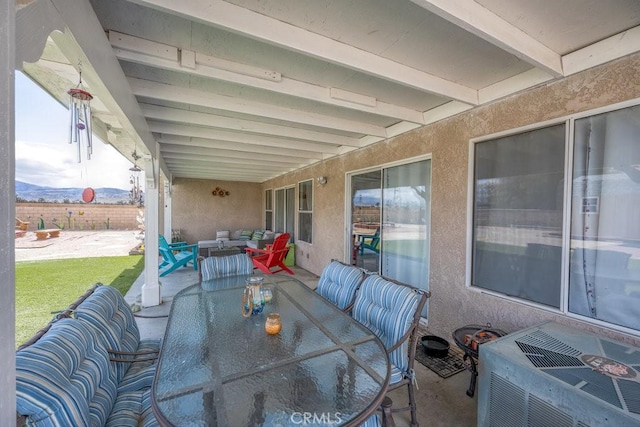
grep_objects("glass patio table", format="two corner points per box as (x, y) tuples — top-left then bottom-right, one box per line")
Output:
(151, 274), (390, 426)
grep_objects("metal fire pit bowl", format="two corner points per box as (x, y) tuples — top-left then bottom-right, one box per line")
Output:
(452, 324), (507, 397)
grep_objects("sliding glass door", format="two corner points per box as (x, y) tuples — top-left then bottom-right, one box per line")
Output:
(351, 171), (382, 272)
(349, 158), (431, 317)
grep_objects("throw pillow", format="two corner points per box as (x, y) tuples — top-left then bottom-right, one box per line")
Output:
(251, 230), (265, 241)
(216, 230), (230, 241)
(263, 231), (274, 240)
(240, 230), (253, 241)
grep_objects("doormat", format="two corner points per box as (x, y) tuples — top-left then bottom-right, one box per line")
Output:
(415, 344), (466, 379)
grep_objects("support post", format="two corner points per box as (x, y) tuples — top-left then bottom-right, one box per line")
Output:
(0, 0), (16, 422)
(164, 179), (172, 241)
(142, 150), (161, 307)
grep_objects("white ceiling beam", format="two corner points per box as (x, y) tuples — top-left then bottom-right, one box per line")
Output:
(479, 68), (553, 104)
(172, 173), (266, 182)
(129, 0), (478, 105)
(158, 138), (319, 162)
(423, 101), (473, 125)
(129, 77), (385, 137)
(164, 152), (299, 168)
(162, 151), (301, 167)
(150, 122), (336, 156)
(168, 165), (271, 176)
(411, 0), (563, 77)
(164, 160), (286, 174)
(160, 142), (311, 167)
(563, 26), (640, 76)
(141, 104), (356, 147)
(165, 158), (277, 169)
(111, 31), (426, 124)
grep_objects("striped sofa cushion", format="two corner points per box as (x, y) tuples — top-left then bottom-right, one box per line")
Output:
(351, 275), (421, 383)
(200, 253), (254, 280)
(316, 261), (364, 310)
(75, 285), (160, 391)
(16, 318), (119, 426)
(105, 388), (156, 427)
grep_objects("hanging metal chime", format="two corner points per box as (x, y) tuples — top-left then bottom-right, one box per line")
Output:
(67, 71), (93, 163)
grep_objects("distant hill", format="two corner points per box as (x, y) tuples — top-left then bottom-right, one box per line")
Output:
(15, 181), (133, 204)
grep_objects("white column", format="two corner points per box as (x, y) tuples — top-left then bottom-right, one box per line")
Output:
(164, 179), (172, 240)
(1, 0), (16, 422)
(142, 150), (161, 307)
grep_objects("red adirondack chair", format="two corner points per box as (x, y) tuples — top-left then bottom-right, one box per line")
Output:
(244, 233), (294, 275)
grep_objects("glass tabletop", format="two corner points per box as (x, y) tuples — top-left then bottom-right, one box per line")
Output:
(152, 274), (390, 426)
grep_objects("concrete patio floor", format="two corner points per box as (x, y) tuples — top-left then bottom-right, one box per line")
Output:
(127, 265), (478, 427)
(16, 232), (476, 426)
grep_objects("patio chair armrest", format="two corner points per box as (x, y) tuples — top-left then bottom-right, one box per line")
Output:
(108, 348), (159, 356)
(245, 247), (268, 255)
(109, 355), (158, 363)
(171, 243), (198, 251)
(168, 240), (187, 247)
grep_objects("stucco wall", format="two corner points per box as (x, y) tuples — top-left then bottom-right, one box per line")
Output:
(261, 53), (640, 345)
(171, 178), (263, 244)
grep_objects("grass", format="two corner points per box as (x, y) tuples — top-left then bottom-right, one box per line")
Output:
(15, 255), (144, 348)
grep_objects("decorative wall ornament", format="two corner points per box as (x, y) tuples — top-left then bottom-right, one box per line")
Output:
(212, 187), (230, 197)
(316, 176), (327, 186)
(67, 66), (93, 163)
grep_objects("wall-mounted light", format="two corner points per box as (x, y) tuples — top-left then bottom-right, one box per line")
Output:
(316, 176), (327, 186)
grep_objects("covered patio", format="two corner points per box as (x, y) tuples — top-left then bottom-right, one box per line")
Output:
(4, 0), (640, 425)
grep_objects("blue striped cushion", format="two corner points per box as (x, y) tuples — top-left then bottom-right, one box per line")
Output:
(75, 286), (160, 390)
(316, 261), (364, 310)
(201, 253), (254, 280)
(16, 318), (119, 426)
(360, 414), (381, 427)
(105, 388), (157, 427)
(351, 275), (421, 382)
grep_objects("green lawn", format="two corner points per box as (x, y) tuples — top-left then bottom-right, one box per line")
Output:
(15, 255), (144, 348)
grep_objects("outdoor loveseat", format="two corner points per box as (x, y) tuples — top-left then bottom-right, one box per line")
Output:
(16, 284), (160, 426)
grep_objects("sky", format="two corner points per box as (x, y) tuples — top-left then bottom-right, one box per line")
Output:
(15, 71), (136, 191)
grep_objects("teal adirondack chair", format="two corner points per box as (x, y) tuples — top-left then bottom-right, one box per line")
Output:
(158, 235), (198, 277)
(358, 227), (380, 255)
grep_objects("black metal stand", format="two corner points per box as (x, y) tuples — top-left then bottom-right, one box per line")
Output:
(452, 324), (506, 398)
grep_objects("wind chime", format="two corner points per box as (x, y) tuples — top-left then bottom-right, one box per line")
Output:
(67, 69), (93, 163)
(68, 67), (96, 203)
(129, 151), (144, 206)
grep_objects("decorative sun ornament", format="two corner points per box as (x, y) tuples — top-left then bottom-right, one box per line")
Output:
(67, 70), (93, 163)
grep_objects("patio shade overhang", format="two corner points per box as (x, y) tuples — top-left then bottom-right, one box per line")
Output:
(14, 0), (640, 183)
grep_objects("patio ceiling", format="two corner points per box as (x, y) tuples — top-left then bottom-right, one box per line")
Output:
(16, 0), (640, 183)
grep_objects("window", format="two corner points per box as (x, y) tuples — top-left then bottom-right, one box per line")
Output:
(470, 101), (640, 334)
(471, 124), (566, 308)
(569, 105), (640, 331)
(298, 180), (313, 243)
(265, 189), (272, 230)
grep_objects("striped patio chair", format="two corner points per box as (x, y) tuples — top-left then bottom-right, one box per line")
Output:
(316, 260), (365, 311)
(352, 274), (430, 427)
(198, 253), (254, 281)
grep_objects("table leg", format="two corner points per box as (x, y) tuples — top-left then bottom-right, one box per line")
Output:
(381, 396), (396, 427)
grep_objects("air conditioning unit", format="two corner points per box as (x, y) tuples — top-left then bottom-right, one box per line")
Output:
(478, 321), (640, 427)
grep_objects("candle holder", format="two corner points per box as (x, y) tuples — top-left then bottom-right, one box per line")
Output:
(265, 313), (282, 335)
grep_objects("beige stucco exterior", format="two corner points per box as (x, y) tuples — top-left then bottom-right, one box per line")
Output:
(173, 52), (640, 346)
(170, 178), (263, 244)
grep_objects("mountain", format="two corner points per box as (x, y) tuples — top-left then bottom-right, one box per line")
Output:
(15, 181), (132, 204)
